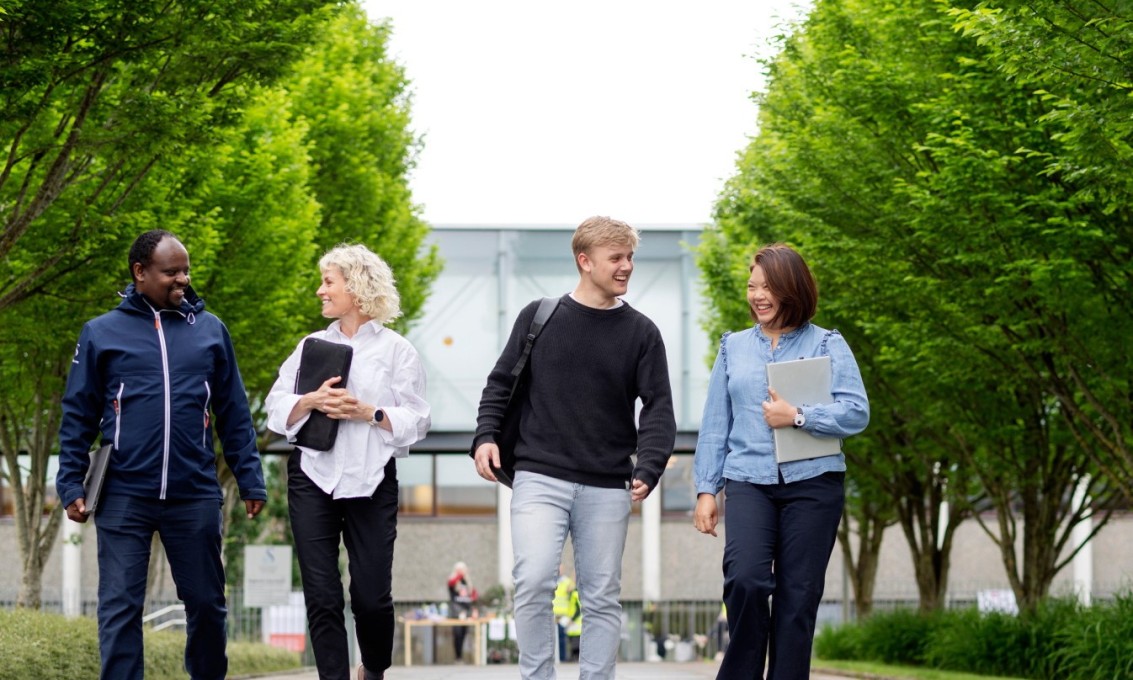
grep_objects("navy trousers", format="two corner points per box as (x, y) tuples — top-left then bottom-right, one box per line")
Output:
(717, 472), (844, 680)
(288, 453), (398, 680)
(95, 494), (227, 680)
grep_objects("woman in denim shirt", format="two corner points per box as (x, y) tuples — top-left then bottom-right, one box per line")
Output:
(694, 244), (869, 680)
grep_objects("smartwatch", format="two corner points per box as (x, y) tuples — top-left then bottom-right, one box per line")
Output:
(793, 407), (805, 429)
(368, 408), (385, 426)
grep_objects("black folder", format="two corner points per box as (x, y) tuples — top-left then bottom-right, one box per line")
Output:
(83, 443), (112, 516)
(293, 337), (354, 451)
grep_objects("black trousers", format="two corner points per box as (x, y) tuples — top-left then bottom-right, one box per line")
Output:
(717, 472), (844, 680)
(288, 453), (398, 680)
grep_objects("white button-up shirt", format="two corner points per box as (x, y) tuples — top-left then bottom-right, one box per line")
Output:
(266, 320), (431, 498)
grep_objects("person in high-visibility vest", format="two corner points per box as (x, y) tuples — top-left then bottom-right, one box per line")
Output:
(552, 570), (576, 661)
(563, 589), (583, 661)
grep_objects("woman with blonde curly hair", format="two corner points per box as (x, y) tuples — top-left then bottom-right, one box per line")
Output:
(266, 243), (431, 680)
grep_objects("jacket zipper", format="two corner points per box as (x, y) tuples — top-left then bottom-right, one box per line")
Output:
(113, 383), (124, 450)
(203, 380), (211, 448)
(153, 310), (172, 500)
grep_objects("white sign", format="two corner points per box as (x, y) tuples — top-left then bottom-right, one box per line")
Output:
(244, 545), (293, 607)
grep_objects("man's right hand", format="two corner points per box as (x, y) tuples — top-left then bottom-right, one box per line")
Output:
(473, 442), (501, 483)
(66, 499), (90, 524)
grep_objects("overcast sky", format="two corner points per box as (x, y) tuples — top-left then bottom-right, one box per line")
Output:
(359, 1), (811, 226)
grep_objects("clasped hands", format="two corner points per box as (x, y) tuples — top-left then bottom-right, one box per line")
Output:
(307, 376), (370, 421)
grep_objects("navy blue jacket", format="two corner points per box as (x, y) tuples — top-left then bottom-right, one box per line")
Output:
(56, 284), (266, 508)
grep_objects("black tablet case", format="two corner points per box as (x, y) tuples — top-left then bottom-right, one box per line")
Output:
(83, 443), (112, 516)
(294, 337), (354, 451)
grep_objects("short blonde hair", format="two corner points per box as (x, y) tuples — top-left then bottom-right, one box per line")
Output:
(571, 216), (640, 271)
(319, 244), (401, 324)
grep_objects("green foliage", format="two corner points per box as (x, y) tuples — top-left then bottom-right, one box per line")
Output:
(708, 0), (1130, 614)
(0, 0), (344, 312)
(0, 0), (437, 608)
(923, 608), (1028, 677)
(858, 607), (938, 666)
(0, 608), (100, 679)
(814, 621), (865, 661)
(282, 4), (441, 336)
(1049, 594), (1133, 680)
(820, 597), (1133, 680)
(0, 608), (301, 680)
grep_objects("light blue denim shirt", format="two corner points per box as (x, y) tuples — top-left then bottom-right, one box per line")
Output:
(694, 322), (869, 493)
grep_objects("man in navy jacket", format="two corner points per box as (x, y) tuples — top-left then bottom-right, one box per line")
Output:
(56, 229), (266, 680)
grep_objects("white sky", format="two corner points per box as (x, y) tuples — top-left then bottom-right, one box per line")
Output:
(360, 1), (811, 226)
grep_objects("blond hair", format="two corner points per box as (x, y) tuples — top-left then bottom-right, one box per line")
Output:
(571, 216), (640, 272)
(319, 244), (401, 324)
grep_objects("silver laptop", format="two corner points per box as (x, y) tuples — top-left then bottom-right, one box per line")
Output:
(766, 356), (842, 463)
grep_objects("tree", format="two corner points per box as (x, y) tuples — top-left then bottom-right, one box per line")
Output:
(281, 5), (441, 336)
(0, 0), (342, 312)
(0, 0), (342, 608)
(951, 0), (1133, 500)
(707, 0), (1123, 612)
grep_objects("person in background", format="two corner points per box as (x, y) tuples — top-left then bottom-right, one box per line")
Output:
(563, 587), (583, 662)
(552, 565), (576, 662)
(56, 229), (266, 680)
(266, 243), (431, 680)
(447, 561), (479, 662)
(472, 215), (677, 680)
(693, 243), (869, 680)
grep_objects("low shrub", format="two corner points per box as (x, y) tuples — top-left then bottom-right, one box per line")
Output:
(856, 607), (938, 666)
(0, 609), (100, 680)
(814, 621), (865, 660)
(922, 607), (1027, 677)
(1051, 593), (1133, 680)
(0, 609), (301, 680)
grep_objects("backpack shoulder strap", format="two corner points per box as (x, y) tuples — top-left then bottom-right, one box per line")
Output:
(510, 296), (561, 378)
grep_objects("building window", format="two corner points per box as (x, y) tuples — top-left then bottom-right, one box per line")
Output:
(396, 454), (496, 517)
(398, 455), (434, 516)
(436, 455), (496, 515)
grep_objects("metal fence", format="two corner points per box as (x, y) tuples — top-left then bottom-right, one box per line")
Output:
(14, 589), (1082, 666)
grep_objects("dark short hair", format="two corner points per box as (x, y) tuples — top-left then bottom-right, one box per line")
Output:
(128, 229), (177, 281)
(750, 244), (818, 329)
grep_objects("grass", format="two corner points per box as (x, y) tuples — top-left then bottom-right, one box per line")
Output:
(815, 659), (1029, 680)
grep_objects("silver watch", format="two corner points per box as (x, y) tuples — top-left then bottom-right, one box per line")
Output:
(368, 409), (385, 426)
(793, 408), (805, 429)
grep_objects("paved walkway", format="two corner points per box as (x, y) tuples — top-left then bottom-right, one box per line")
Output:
(248, 662), (859, 680)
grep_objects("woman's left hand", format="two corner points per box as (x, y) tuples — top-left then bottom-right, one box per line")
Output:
(761, 387), (796, 428)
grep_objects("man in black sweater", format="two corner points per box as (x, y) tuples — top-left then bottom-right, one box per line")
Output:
(473, 216), (676, 679)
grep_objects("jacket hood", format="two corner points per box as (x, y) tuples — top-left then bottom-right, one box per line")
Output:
(118, 283), (206, 317)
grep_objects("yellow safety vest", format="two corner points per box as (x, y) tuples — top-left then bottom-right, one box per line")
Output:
(553, 577), (575, 617)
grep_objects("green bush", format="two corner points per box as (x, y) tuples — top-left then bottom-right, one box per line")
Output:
(817, 595), (1133, 680)
(0, 609), (100, 679)
(1017, 597), (1083, 679)
(1051, 594), (1133, 680)
(922, 608), (1027, 677)
(814, 621), (865, 660)
(0, 609), (302, 680)
(856, 607), (939, 666)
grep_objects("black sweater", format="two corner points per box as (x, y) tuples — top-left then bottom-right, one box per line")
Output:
(474, 295), (676, 491)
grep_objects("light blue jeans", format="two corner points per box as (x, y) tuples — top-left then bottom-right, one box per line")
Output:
(511, 471), (631, 680)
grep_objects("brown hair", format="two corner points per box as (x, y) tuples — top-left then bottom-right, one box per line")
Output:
(571, 216), (640, 272)
(750, 244), (818, 329)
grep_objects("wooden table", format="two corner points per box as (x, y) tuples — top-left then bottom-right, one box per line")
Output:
(401, 617), (486, 666)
